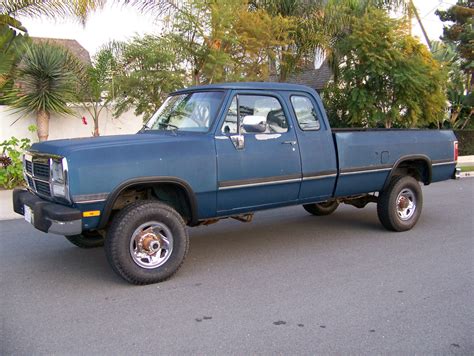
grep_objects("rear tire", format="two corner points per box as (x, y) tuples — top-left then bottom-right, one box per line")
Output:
(377, 175), (422, 232)
(303, 200), (339, 216)
(105, 200), (189, 285)
(65, 231), (104, 248)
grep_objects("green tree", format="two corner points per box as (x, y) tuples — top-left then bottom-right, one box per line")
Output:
(251, 0), (345, 80)
(125, 0), (294, 84)
(5, 41), (82, 141)
(432, 41), (472, 129)
(77, 45), (118, 136)
(436, 0), (473, 128)
(436, 1), (474, 77)
(250, 0), (409, 81)
(124, 0), (410, 83)
(172, 0), (294, 84)
(231, 7), (293, 80)
(324, 9), (447, 128)
(112, 35), (186, 120)
(0, 24), (25, 102)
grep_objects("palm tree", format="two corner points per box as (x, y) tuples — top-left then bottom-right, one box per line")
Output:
(5, 41), (83, 141)
(0, 0), (105, 31)
(1, 0), (104, 106)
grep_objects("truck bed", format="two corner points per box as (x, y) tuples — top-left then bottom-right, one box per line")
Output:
(332, 129), (457, 197)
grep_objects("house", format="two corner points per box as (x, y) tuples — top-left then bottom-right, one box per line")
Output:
(31, 37), (91, 65)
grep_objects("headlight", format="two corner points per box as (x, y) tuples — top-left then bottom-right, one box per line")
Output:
(51, 160), (64, 183)
(51, 158), (68, 199)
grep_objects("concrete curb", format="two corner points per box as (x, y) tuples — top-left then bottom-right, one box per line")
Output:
(457, 155), (474, 166)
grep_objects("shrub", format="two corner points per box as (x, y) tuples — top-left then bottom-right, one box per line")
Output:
(0, 136), (31, 189)
(454, 130), (474, 156)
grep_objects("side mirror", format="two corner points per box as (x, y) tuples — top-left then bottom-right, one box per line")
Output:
(242, 115), (267, 133)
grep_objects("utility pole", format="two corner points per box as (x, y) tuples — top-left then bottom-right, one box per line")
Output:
(409, 0), (432, 50)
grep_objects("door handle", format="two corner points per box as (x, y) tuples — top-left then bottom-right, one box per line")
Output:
(282, 140), (297, 145)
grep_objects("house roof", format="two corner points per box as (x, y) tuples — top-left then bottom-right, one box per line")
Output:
(31, 37), (91, 65)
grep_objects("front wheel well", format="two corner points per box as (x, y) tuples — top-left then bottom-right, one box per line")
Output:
(100, 180), (197, 229)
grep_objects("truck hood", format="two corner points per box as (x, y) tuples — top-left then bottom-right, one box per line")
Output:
(30, 132), (182, 157)
(28, 131), (216, 199)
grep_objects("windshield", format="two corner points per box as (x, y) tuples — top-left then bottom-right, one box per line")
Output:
(145, 91), (225, 132)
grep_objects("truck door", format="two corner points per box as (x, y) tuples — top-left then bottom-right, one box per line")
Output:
(288, 93), (338, 202)
(215, 92), (302, 214)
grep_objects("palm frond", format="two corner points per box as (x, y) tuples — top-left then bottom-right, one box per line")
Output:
(118, 0), (182, 16)
(0, 0), (105, 24)
(0, 13), (27, 31)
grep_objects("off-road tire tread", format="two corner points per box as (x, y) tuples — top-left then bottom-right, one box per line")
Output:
(377, 175), (422, 232)
(105, 200), (189, 285)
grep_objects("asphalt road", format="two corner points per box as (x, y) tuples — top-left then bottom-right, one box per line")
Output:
(1, 179), (473, 355)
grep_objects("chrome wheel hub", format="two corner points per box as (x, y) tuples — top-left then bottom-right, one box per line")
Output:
(129, 222), (173, 269)
(396, 188), (416, 221)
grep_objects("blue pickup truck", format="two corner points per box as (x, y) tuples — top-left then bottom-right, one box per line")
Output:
(13, 82), (459, 284)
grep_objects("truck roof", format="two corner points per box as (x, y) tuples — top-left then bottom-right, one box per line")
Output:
(173, 82), (316, 94)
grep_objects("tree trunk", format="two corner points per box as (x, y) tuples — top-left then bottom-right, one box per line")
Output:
(93, 118), (100, 137)
(37, 110), (50, 141)
(450, 109), (460, 126)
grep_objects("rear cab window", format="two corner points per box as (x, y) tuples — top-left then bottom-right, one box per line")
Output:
(290, 95), (320, 131)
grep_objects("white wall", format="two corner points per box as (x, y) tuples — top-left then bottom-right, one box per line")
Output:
(0, 105), (143, 143)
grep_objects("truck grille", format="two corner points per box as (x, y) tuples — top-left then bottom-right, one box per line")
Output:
(25, 160), (33, 174)
(24, 155), (52, 199)
(33, 162), (50, 178)
(35, 180), (51, 195)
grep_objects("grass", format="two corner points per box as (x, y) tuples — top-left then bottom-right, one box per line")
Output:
(459, 165), (474, 172)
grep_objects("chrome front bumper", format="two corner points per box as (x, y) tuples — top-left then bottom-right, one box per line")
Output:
(13, 189), (82, 236)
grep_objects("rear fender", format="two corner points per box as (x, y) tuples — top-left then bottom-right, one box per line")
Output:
(382, 155), (432, 190)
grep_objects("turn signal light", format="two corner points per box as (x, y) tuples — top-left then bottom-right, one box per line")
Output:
(83, 210), (101, 218)
(454, 141), (458, 162)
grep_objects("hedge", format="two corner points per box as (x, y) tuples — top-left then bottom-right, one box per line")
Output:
(454, 130), (474, 156)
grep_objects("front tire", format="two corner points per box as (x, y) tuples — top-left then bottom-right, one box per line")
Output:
(105, 200), (189, 285)
(303, 200), (339, 216)
(377, 175), (423, 232)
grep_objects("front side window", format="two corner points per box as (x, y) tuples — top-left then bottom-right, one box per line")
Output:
(222, 95), (289, 134)
(291, 95), (320, 131)
(145, 91), (224, 132)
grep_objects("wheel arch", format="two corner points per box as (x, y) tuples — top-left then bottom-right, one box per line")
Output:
(98, 176), (199, 229)
(383, 155), (432, 190)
